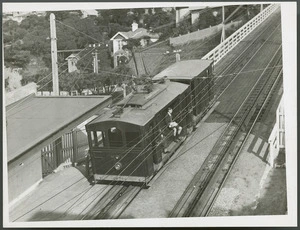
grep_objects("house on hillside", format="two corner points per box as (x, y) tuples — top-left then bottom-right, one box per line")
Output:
(110, 22), (160, 68)
(81, 9), (98, 18)
(175, 5), (222, 25)
(3, 11), (46, 23)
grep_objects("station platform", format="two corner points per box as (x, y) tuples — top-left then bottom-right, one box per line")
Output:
(9, 166), (113, 222)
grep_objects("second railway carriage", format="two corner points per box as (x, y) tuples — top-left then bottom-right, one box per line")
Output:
(152, 59), (214, 119)
(86, 80), (191, 184)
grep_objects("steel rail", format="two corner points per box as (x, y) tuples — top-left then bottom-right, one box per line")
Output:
(169, 38), (282, 217)
(189, 50), (282, 217)
(203, 67), (283, 217)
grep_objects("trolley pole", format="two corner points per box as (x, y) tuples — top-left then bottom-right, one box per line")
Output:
(50, 13), (59, 96)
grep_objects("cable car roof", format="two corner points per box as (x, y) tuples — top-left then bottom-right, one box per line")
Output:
(152, 59), (213, 81)
(87, 81), (189, 127)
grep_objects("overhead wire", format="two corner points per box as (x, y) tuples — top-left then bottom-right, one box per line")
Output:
(31, 65), (216, 217)
(84, 27), (282, 188)
(10, 6), (276, 219)
(107, 55), (282, 191)
(55, 19), (102, 44)
(45, 21), (282, 217)
(10, 18), (278, 197)
(12, 27), (280, 208)
(11, 41), (278, 223)
(62, 56), (282, 214)
(112, 38), (283, 185)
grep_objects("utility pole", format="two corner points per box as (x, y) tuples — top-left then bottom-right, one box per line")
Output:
(220, 6), (226, 43)
(90, 43), (101, 74)
(93, 51), (99, 74)
(50, 13), (59, 96)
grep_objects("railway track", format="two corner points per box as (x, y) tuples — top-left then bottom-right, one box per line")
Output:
(169, 43), (282, 217)
(81, 185), (142, 219)
(214, 11), (281, 97)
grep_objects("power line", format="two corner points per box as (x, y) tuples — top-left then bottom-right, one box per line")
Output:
(10, 9), (279, 218)
(11, 59), (282, 219)
(55, 19), (102, 44)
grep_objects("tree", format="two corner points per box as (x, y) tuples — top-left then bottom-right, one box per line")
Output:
(122, 38), (141, 51)
(21, 69), (52, 91)
(4, 66), (22, 92)
(4, 47), (31, 69)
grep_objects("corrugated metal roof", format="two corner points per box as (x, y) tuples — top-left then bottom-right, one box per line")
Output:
(6, 95), (111, 162)
(152, 59), (213, 81)
(111, 28), (160, 40)
(122, 28), (160, 39)
(88, 81), (189, 127)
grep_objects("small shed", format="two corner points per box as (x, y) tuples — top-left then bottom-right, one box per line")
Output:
(5, 94), (111, 205)
(65, 54), (79, 73)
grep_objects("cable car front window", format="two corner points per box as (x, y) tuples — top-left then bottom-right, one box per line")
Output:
(91, 131), (105, 147)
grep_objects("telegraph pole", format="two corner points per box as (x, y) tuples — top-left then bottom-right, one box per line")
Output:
(90, 43), (101, 74)
(94, 52), (99, 74)
(50, 13), (59, 96)
(221, 6), (226, 43)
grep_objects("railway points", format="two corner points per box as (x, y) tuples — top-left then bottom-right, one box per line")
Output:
(7, 4), (287, 222)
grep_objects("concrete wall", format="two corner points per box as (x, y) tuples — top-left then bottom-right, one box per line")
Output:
(8, 149), (42, 204)
(170, 21), (242, 46)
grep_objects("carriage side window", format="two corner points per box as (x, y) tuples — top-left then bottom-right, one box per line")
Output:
(91, 131), (105, 147)
(125, 132), (141, 147)
(108, 127), (123, 147)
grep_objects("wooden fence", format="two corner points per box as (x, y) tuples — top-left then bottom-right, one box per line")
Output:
(268, 96), (285, 167)
(41, 129), (89, 177)
(202, 4), (280, 64)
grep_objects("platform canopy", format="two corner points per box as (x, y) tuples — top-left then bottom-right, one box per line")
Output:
(5, 95), (111, 162)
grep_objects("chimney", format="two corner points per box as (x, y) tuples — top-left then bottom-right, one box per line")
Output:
(132, 22), (138, 32)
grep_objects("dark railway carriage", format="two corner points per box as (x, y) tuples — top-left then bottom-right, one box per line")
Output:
(153, 59), (214, 118)
(86, 80), (190, 184)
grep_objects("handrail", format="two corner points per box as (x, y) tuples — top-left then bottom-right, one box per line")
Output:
(202, 4), (280, 64)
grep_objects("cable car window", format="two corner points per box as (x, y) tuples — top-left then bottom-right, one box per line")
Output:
(91, 131), (105, 147)
(125, 132), (141, 147)
(108, 127), (123, 147)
